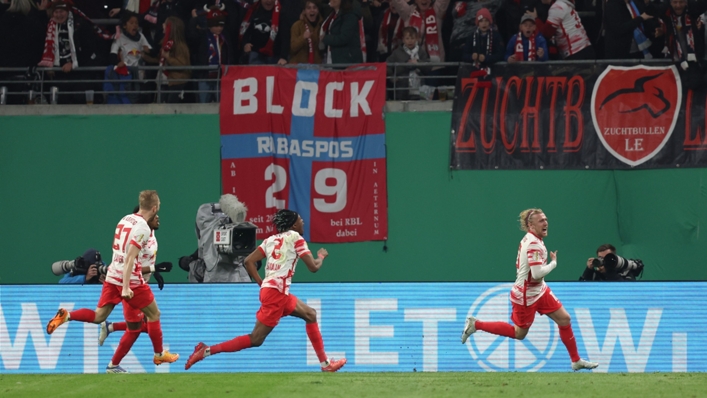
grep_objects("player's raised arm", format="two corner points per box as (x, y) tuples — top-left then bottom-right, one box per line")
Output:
(301, 248), (328, 273)
(244, 249), (265, 285)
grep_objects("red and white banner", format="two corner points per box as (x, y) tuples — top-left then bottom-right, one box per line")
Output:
(220, 65), (388, 242)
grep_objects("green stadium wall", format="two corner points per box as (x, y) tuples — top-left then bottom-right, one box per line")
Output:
(1, 112), (706, 283)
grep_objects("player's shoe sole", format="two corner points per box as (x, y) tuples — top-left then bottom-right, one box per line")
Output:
(572, 359), (599, 371)
(185, 342), (207, 370)
(461, 316), (477, 344)
(106, 365), (129, 373)
(98, 321), (111, 346)
(322, 358), (347, 372)
(154, 350), (179, 365)
(46, 308), (69, 334)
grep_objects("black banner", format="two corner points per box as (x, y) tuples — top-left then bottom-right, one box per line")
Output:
(450, 62), (707, 169)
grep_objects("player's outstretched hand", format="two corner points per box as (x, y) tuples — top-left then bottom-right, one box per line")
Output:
(317, 248), (328, 259)
(156, 262), (173, 273)
(550, 251), (557, 262)
(154, 271), (165, 290)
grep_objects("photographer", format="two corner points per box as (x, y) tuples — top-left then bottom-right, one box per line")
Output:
(55, 248), (107, 284)
(580, 244), (644, 281)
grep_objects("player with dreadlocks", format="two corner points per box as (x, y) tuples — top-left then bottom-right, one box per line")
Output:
(184, 209), (347, 372)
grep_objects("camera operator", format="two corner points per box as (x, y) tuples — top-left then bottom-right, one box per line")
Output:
(55, 248), (107, 284)
(580, 244), (644, 281)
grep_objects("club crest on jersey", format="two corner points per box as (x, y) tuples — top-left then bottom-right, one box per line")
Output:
(533, 252), (539, 261)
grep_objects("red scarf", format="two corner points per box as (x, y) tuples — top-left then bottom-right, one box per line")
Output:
(320, 10), (336, 63)
(409, 7), (441, 62)
(471, 28), (492, 67)
(378, 8), (402, 54)
(668, 12), (696, 64)
(39, 8), (117, 67)
(159, 22), (173, 77)
(304, 22), (314, 63)
(239, 0), (280, 57)
(359, 18), (367, 62)
(515, 32), (536, 61)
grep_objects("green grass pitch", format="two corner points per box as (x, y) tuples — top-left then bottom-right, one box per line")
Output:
(1, 373), (706, 398)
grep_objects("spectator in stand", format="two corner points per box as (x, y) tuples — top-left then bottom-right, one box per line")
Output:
(39, 0), (116, 104)
(320, 0), (364, 64)
(290, 0), (323, 64)
(496, 0), (539, 43)
(368, 0), (387, 62)
(106, 11), (151, 104)
(387, 26), (430, 100)
(505, 13), (548, 62)
(111, 11), (152, 69)
(153, 0), (190, 48)
(392, 0), (451, 65)
(528, 0), (595, 60)
(0, 0), (49, 69)
(190, 4), (230, 102)
(448, 0), (503, 64)
(462, 8), (505, 68)
(376, 0), (403, 61)
(603, 0), (657, 59)
(143, 15), (191, 102)
(651, 0), (707, 88)
(240, 0), (288, 65)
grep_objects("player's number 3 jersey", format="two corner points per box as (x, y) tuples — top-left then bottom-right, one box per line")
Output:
(511, 232), (549, 306)
(258, 230), (311, 295)
(106, 213), (151, 288)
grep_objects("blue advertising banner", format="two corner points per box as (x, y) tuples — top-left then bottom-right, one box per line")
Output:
(1, 283), (704, 373)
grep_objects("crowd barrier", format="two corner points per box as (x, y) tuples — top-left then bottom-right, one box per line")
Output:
(0, 59), (669, 105)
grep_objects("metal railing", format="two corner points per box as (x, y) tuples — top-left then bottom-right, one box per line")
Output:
(0, 59), (673, 105)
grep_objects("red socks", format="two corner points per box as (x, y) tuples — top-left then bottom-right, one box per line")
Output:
(306, 322), (327, 363)
(112, 322), (148, 333)
(146, 320), (163, 354)
(110, 329), (140, 365)
(559, 324), (580, 362)
(475, 320), (516, 338)
(69, 309), (96, 323)
(210, 335), (252, 355)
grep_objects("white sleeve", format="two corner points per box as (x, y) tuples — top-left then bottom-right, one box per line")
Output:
(530, 260), (557, 280)
(547, 3), (564, 27)
(110, 39), (120, 54)
(128, 223), (151, 250)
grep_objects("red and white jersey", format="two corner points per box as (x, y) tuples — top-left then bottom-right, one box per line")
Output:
(106, 213), (151, 288)
(547, 0), (591, 58)
(510, 232), (549, 306)
(258, 230), (311, 295)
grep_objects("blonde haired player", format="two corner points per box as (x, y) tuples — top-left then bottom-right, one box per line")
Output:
(461, 208), (599, 371)
(46, 190), (179, 373)
(185, 209), (347, 372)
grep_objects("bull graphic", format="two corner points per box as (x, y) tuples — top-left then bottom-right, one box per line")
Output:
(599, 73), (671, 118)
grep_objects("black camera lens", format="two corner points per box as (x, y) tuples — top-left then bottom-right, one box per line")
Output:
(591, 258), (603, 269)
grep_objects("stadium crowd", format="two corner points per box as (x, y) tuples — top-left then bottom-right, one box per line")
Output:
(0, 0), (704, 103)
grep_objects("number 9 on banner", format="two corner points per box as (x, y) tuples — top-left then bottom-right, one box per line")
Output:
(314, 168), (347, 213)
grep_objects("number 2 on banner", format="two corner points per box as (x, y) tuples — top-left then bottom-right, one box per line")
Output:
(265, 164), (287, 209)
(264, 165), (347, 213)
(314, 168), (347, 213)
